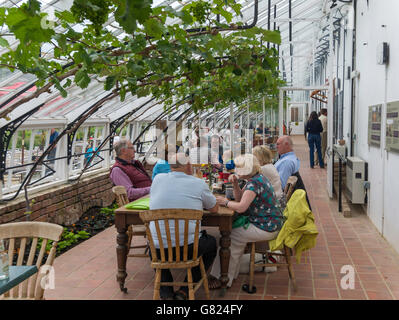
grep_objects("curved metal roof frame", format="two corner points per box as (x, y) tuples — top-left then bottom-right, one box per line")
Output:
(0, 0), (338, 131)
(0, 0), (340, 203)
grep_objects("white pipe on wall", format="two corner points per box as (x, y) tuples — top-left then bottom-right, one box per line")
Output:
(326, 7), (335, 198)
(262, 97), (265, 144)
(279, 90), (284, 136)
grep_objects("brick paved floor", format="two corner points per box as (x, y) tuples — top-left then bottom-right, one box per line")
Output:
(45, 136), (399, 300)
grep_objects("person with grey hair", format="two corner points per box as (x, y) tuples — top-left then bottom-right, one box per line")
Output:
(110, 138), (152, 201)
(274, 135), (300, 189)
(275, 135), (312, 210)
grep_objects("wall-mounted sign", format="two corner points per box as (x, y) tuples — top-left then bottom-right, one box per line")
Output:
(368, 104), (382, 146)
(386, 101), (399, 153)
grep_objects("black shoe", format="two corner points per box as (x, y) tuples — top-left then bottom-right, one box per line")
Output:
(173, 290), (188, 300)
(310, 166), (314, 169)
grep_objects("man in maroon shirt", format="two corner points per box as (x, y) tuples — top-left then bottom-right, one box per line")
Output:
(110, 139), (152, 201)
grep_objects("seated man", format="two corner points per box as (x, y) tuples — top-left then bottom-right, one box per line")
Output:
(275, 135), (312, 209)
(274, 135), (300, 189)
(110, 138), (152, 201)
(149, 153), (219, 300)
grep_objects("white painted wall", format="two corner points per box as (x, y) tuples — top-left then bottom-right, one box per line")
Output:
(289, 104), (305, 135)
(353, 0), (399, 253)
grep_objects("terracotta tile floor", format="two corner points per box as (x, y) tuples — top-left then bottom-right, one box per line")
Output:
(45, 136), (399, 300)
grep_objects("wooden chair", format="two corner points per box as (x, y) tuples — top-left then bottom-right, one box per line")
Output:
(0, 221), (63, 300)
(242, 176), (299, 294)
(112, 186), (148, 258)
(284, 176), (298, 202)
(140, 209), (210, 300)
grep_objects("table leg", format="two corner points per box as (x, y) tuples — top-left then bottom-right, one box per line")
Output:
(218, 229), (231, 297)
(116, 225), (128, 293)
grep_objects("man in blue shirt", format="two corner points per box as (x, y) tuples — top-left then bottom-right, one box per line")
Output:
(149, 153), (219, 300)
(274, 135), (300, 189)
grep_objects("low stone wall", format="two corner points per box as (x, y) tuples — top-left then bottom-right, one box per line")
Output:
(0, 172), (115, 226)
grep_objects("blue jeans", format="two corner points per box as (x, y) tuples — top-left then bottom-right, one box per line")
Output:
(308, 133), (324, 168)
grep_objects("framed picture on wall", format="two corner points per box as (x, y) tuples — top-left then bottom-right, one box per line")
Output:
(368, 104), (382, 147)
(386, 101), (399, 153)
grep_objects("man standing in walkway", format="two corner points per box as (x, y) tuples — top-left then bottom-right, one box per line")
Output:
(149, 153), (219, 300)
(316, 108), (327, 166)
(110, 138), (152, 201)
(275, 135), (300, 190)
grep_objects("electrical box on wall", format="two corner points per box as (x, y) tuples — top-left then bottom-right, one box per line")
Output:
(377, 42), (389, 65)
(346, 157), (368, 204)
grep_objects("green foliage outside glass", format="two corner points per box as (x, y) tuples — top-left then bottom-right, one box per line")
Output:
(37, 227), (90, 254)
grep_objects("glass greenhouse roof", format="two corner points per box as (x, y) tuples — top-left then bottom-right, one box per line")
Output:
(0, 0), (338, 129)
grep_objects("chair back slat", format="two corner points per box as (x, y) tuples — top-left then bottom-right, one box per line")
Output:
(0, 222), (63, 300)
(183, 219), (189, 262)
(36, 239), (48, 268)
(26, 238), (38, 266)
(11, 237), (27, 298)
(7, 238), (15, 265)
(174, 219), (180, 262)
(284, 176), (298, 202)
(154, 221), (165, 262)
(144, 222), (157, 263)
(2, 238), (15, 298)
(163, 220), (173, 262)
(192, 220), (200, 260)
(16, 238), (27, 266)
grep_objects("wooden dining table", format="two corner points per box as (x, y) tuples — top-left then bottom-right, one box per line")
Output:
(114, 198), (234, 296)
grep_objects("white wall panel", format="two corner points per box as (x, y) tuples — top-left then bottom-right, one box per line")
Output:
(354, 0), (399, 253)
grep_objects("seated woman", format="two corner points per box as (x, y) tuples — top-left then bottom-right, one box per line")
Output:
(208, 154), (284, 289)
(252, 145), (283, 200)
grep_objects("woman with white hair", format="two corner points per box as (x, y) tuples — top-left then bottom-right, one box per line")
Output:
(252, 145), (283, 199)
(208, 154), (284, 289)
